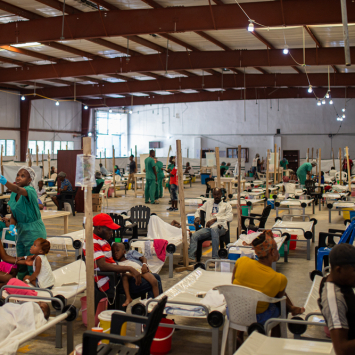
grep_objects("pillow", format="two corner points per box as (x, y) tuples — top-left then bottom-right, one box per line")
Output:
(5, 278), (38, 296)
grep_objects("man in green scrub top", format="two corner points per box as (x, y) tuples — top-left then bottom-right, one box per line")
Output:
(296, 160), (317, 187)
(145, 150), (158, 204)
(154, 157), (165, 200)
(280, 158), (288, 176)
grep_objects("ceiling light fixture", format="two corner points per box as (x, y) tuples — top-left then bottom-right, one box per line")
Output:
(11, 42), (42, 48)
(283, 45), (289, 55)
(55, 101), (59, 106)
(322, 99), (326, 105)
(21, 95), (25, 101)
(248, 20), (254, 32)
(84, 105), (88, 110)
(109, 109), (112, 113)
(317, 100), (321, 106)
(342, 108), (346, 112)
(342, 114), (346, 118)
(329, 99), (333, 105)
(325, 92), (330, 99)
(308, 85), (313, 93)
(129, 110), (133, 114)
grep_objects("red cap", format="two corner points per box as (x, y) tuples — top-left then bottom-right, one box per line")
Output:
(93, 213), (120, 230)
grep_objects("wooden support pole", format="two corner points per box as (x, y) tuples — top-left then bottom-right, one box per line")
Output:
(315, 149), (318, 178)
(135, 145), (138, 172)
(1, 145), (3, 194)
(112, 145), (116, 198)
(332, 148), (335, 167)
(28, 148), (32, 167)
(166, 145), (172, 170)
(307, 148), (309, 162)
(318, 149), (322, 187)
(36, 145), (39, 166)
(215, 147), (221, 188)
(42, 152), (44, 179)
(346, 147), (351, 192)
(311, 148), (314, 161)
(266, 150), (270, 199)
(200, 149), (202, 170)
(83, 137), (95, 330)
(237, 145), (242, 236)
(47, 149), (50, 179)
(273, 144), (277, 185)
(104, 149), (107, 169)
(278, 147), (281, 183)
(176, 140), (189, 269)
(339, 148), (342, 185)
(100, 151), (101, 166)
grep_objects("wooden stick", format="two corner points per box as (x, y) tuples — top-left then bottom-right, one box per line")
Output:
(1, 145), (3, 194)
(339, 148), (342, 185)
(176, 140), (189, 268)
(47, 149), (50, 179)
(273, 144), (277, 185)
(215, 147), (221, 188)
(307, 148), (309, 162)
(42, 152), (44, 179)
(100, 151), (101, 166)
(318, 149), (322, 187)
(28, 148), (32, 167)
(266, 150), (270, 199)
(332, 148), (335, 167)
(346, 147), (351, 192)
(311, 148), (314, 161)
(112, 145), (116, 198)
(104, 149), (107, 168)
(36, 145), (39, 166)
(237, 145), (241, 236)
(83, 137), (95, 330)
(166, 145), (172, 170)
(200, 148), (202, 170)
(315, 149), (318, 178)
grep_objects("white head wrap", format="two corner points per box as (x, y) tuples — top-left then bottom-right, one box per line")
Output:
(311, 160), (317, 166)
(17, 166), (36, 187)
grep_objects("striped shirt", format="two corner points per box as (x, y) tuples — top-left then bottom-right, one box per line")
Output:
(83, 234), (115, 292)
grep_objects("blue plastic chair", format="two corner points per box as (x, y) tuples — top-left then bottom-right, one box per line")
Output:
(316, 221), (355, 271)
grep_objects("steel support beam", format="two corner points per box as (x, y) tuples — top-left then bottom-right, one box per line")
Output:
(0, 1), (353, 45)
(0, 47), (352, 83)
(82, 87), (355, 107)
(30, 73), (355, 99)
(20, 98), (32, 162)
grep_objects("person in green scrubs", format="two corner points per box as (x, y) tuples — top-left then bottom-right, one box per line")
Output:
(145, 150), (158, 204)
(280, 158), (289, 176)
(296, 161), (317, 187)
(166, 156), (175, 193)
(0, 166), (47, 279)
(154, 157), (165, 200)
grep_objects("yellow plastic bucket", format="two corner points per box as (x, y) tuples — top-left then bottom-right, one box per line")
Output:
(98, 310), (127, 343)
(342, 208), (354, 220)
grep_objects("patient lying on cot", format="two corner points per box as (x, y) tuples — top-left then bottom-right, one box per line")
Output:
(112, 243), (159, 306)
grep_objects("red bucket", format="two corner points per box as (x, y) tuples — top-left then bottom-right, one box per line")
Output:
(150, 318), (175, 355)
(289, 234), (297, 250)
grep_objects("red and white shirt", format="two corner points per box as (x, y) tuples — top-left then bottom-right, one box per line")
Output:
(83, 233), (115, 292)
(170, 167), (178, 185)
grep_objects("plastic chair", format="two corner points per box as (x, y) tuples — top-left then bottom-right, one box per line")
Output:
(120, 205), (151, 239)
(57, 187), (79, 216)
(316, 221), (355, 271)
(82, 296), (168, 355)
(335, 171), (347, 181)
(241, 205), (271, 232)
(100, 181), (112, 208)
(214, 284), (287, 355)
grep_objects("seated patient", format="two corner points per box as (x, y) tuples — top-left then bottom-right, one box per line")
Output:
(112, 243), (159, 306)
(24, 238), (55, 289)
(231, 230), (304, 346)
(318, 244), (355, 355)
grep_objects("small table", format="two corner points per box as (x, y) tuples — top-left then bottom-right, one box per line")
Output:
(41, 210), (70, 234)
(134, 173), (146, 198)
(0, 194), (11, 200)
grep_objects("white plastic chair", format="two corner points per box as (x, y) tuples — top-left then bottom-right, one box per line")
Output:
(256, 172), (266, 180)
(99, 181), (112, 209)
(214, 284), (287, 355)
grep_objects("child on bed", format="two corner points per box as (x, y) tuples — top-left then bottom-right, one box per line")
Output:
(112, 243), (159, 306)
(23, 238), (55, 289)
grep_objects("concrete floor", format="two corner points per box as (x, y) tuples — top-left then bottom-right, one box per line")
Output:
(19, 181), (345, 354)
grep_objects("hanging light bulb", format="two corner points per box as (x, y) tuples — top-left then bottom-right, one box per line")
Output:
(129, 110), (133, 114)
(342, 108), (346, 112)
(316, 100), (321, 106)
(84, 105), (88, 110)
(342, 114), (346, 118)
(329, 99), (333, 105)
(283, 45), (289, 55)
(109, 109), (112, 113)
(88, 132), (92, 137)
(248, 20), (254, 32)
(21, 95), (25, 101)
(55, 101), (59, 106)
(337, 116), (340, 121)
(322, 98), (326, 105)
(325, 92), (330, 99)
(308, 85), (313, 93)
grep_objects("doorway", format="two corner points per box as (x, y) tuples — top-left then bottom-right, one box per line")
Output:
(283, 150), (300, 172)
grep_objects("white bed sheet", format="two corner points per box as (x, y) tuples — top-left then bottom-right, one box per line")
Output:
(47, 230), (85, 248)
(332, 202), (355, 208)
(279, 199), (313, 206)
(272, 220), (313, 236)
(235, 332), (335, 355)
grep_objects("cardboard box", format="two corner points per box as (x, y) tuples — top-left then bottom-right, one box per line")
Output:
(92, 204), (102, 212)
(92, 196), (102, 205)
